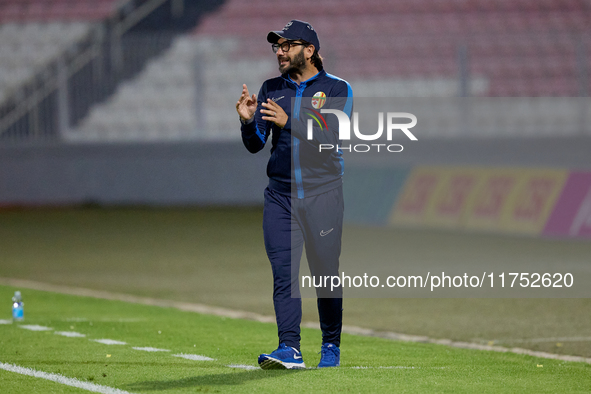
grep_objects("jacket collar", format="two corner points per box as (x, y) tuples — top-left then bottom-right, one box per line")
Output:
(283, 69), (325, 87)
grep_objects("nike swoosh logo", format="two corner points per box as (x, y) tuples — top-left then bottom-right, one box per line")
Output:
(320, 228), (334, 237)
(272, 96), (285, 102)
(293, 355), (302, 359)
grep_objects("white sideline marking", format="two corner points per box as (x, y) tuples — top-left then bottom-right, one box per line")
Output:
(337, 324), (591, 365)
(0, 362), (134, 394)
(103, 318), (146, 323)
(349, 366), (446, 369)
(63, 317), (145, 323)
(2, 277), (590, 365)
(20, 325), (53, 331)
(55, 331), (86, 338)
(173, 354), (215, 361)
(351, 366), (416, 369)
(91, 339), (127, 345)
(494, 336), (591, 343)
(0, 319), (12, 324)
(227, 364), (258, 370)
(132, 347), (169, 352)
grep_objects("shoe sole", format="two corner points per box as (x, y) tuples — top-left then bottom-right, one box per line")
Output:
(259, 357), (306, 370)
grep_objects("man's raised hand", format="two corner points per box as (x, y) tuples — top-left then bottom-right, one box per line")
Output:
(236, 84), (257, 121)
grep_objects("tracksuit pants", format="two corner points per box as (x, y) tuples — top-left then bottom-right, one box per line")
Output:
(263, 185), (344, 350)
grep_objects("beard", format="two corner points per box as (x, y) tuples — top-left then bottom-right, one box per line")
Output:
(278, 49), (306, 75)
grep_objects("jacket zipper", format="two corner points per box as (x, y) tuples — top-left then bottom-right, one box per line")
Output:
(293, 83), (306, 199)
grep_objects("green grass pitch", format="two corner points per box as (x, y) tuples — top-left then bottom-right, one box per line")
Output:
(1, 207), (590, 358)
(0, 285), (590, 393)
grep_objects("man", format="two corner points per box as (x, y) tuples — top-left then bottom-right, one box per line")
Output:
(236, 19), (353, 370)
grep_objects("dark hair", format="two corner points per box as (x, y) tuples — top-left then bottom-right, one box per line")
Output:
(311, 50), (324, 71)
(301, 40), (323, 70)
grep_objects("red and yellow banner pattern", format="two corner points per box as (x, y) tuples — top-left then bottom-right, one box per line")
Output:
(390, 166), (568, 235)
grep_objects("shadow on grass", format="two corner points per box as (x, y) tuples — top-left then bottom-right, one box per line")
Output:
(126, 369), (309, 390)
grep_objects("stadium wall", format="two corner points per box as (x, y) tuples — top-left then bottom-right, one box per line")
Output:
(0, 142), (268, 206)
(1, 138), (590, 239)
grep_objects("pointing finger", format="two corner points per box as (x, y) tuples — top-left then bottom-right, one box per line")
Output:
(242, 84), (251, 99)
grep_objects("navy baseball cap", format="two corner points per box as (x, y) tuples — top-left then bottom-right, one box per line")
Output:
(267, 20), (320, 52)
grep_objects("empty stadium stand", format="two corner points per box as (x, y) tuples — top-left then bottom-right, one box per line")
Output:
(0, 0), (119, 22)
(0, 0), (125, 141)
(1, 0), (590, 143)
(194, 1), (591, 96)
(68, 36), (275, 142)
(0, 0), (227, 142)
(0, 22), (92, 103)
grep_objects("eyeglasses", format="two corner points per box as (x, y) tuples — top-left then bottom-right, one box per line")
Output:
(271, 41), (307, 53)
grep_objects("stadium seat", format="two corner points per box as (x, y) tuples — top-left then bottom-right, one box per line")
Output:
(0, 0), (119, 22)
(0, 22), (94, 103)
(69, 0), (591, 142)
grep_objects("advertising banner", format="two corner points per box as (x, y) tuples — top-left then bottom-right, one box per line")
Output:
(543, 172), (591, 239)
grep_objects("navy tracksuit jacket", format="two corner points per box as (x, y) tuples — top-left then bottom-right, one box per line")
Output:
(241, 69), (353, 349)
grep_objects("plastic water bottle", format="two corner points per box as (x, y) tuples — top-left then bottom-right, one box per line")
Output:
(12, 291), (24, 321)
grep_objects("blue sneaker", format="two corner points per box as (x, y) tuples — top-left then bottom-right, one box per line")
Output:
(258, 343), (306, 370)
(317, 343), (340, 368)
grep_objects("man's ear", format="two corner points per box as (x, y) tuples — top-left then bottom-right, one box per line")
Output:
(306, 45), (315, 60)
